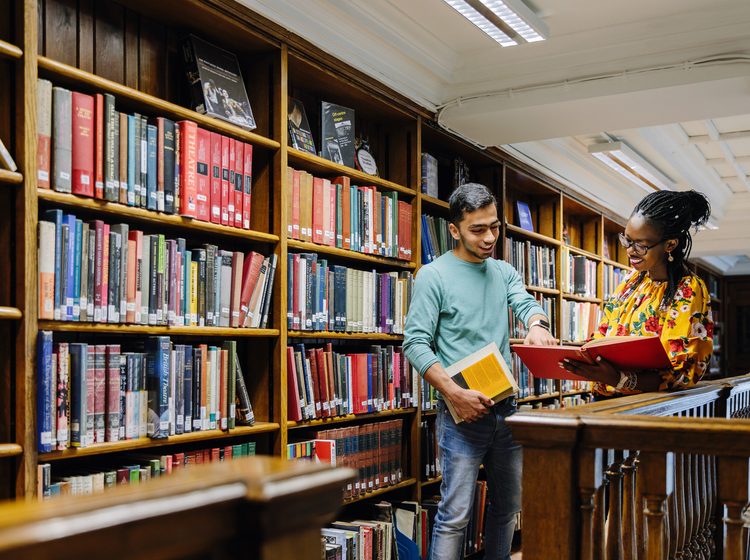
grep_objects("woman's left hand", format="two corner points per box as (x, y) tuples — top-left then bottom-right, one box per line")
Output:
(560, 356), (620, 386)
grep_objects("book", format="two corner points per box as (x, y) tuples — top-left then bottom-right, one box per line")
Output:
(511, 336), (672, 381)
(182, 34), (256, 130)
(321, 102), (355, 168)
(37, 79), (53, 187)
(0, 136), (17, 172)
(515, 200), (534, 232)
(288, 97), (316, 155)
(442, 342), (518, 424)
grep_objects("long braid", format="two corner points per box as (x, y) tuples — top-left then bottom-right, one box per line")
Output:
(631, 190), (711, 308)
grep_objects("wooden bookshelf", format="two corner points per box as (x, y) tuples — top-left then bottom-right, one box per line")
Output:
(526, 285), (559, 296)
(0, 169), (23, 186)
(562, 293), (602, 304)
(343, 478), (417, 505)
(0, 307), (22, 320)
(288, 330), (404, 341)
(421, 193), (450, 211)
(564, 244), (602, 261)
(505, 223), (561, 247)
(37, 321), (279, 337)
(0, 444), (23, 458)
(288, 239), (416, 269)
(287, 407), (416, 429)
(421, 475), (442, 487)
(0, 39), (22, 60)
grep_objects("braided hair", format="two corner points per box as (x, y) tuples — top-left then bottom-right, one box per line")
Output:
(631, 190), (711, 308)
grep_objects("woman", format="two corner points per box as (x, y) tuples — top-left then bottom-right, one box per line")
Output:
(561, 190), (714, 396)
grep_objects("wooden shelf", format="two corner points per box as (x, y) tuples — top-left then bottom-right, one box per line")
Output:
(421, 475), (442, 487)
(602, 257), (632, 269)
(37, 190), (279, 244)
(0, 39), (22, 60)
(38, 321), (279, 338)
(38, 56), (280, 151)
(505, 224), (561, 247)
(287, 407), (416, 429)
(526, 285), (559, 295)
(421, 409), (437, 417)
(343, 478), (417, 505)
(421, 194), (450, 211)
(562, 389), (591, 397)
(0, 169), (22, 186)
(564, 245), (602, 261)
(39, 422), (280, 462)
(288, 330), (403, 341)
(0, 444), (23, 458)
(287, 148), (415, 197)
(519, 392), (560, 404)
(288, 239), (415, 269)
(562, 293), (602, 304)
(0, 307), (22, 320)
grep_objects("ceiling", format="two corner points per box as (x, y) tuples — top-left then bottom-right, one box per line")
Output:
(242, 0), (750, 275)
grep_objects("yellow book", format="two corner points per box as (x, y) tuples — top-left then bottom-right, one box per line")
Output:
(443, 342), (518, 424)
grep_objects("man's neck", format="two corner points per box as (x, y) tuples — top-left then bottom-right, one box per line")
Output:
(452, 246), (483, 263)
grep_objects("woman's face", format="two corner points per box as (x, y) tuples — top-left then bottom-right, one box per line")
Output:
(623, 213), (671, 272)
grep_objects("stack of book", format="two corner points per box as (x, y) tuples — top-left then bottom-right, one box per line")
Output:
(561, 247), (597, 297)
(420, 418), (441, 481)
(38, 80), (256, 227)
(421, 214), (455, 264)
(38, 212), (276, 327)
(603, 263), (629, 299)
(560, 301), (601, 342)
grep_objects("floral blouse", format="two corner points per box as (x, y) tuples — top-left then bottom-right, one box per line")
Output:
(591, 271), (714, 396)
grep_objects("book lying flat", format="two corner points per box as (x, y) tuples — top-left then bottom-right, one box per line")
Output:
(443, 342), (518, 423)
(511, 336), (671, 381)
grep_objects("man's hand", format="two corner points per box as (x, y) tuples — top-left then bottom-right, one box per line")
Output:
(524, 325), (556, 346)
(446, 388), (493, 423)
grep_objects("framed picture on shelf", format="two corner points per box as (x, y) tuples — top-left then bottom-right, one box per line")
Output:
(516, 200), (534, 232)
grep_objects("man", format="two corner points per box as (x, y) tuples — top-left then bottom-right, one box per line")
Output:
(404, 183), (556, 560)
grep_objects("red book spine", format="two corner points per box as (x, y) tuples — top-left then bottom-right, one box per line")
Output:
(286, 347), (302, 422)
(233, 141), (244, 227)
(227, 138), (236, 227)
(237, 251), (264, 327)
(220, 135), (230, 226)
(100, 223), (110, 323)
(94, 344), (106, 443)
(178, 120), (198, 218)
(292, 254), (301, 330)
(209, 132), (222, 224)
(106, 344), (121, 442)
(307, 349), (322, 418)
(404, 201), (413, 260)
(342, 182), (351, 250)
(195, 127), (211, 222)
(398, 201), (410, 260)
(71, 92), (95, 197)
(156, 117), (165, 212)
(315, 348), (331, 417)
(37, 128), (51, 189)
(327, 179), (336, 247)
(94, 93), (104, 198)
(242, 143), (253, 230)
(312, 176), (324, 244)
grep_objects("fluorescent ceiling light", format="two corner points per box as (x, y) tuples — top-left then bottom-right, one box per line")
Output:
(588, 140), (674, 192)
(443, 0), (547, 47)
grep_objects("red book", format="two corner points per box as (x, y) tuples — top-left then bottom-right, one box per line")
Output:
(291, 168), (301, 240)
(71, 92), (95, 197)
(233, 141), (244, 227)
(313, 439), (336, 465)
(178, 120), (198, 218)
(398, 200), (411, 260)
(237, 251), (265, 327)
(100, 223), (110, 323)
(106, 344), (121, 442)
(94, 93), (104, 198)
(325, 344), (336, 414)
(156, 117), (165, 211)
(229, 251), (244, 328)
(227, 138), (236, 227)
(312, 176), (324, 244)
(195, 127), (211, 222)
(220, 135), (230, 226)
(209, 132), (222, 224)
(511, 336), (672, 381)
(242, 143), (253, 230)
(94, 344), (106, 443)
(314, 348), (331, 417)
(286, 347), (302, 422)
(307, 348), (322, 418)
(327, 179), (336, 247)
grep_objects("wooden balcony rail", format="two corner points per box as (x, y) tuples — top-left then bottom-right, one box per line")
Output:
(506, 374), (750, 560)
(0, 456), (354, 560)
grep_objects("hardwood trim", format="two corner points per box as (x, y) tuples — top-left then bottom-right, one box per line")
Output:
(602, 257), (632, 270)
(520, 392), (561, 404)
(420, 475), (442, 487)
(287, 331), (403, 341)
(39, 422), (281, 461)
(562, 293), (602, 304)
(526, 285), (559, 296)
(343, 478), (417, 505)
(564, 244), (602, 261)
(505, 224), (561, 246)
(37, 56), (280, 151)
(0, 308), (22, 320)
(0, 444), (23, 458)
(287, 407), (416, 429)
(420, 194), (450, 211)
(287, 148), (416, 196)
(37, 321), (280, 337)
(0, 39), (22, 60)
(287, 239), (416, 269)
(37, 190), (280, 244)
(0, 170), (23, 186)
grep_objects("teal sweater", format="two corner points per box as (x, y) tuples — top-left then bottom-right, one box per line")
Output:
(403, 251), (546, 381)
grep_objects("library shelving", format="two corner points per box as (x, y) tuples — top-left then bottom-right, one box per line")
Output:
(694, 262), (726, 379)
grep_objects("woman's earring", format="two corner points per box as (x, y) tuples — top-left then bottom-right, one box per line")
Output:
(667, 252), (674, 262)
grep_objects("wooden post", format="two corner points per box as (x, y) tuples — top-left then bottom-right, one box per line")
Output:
(578, 448), (603, 560)
(717, 456), (749, 560)
(641, 451), (675, 560)
(605, 454), (624, 560)
(620, 453), (637, 560)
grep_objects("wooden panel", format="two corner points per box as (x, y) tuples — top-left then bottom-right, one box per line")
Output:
(137, 15), (165, 99)
(0, 0), (13, 45)
(77, 0), (94, 73)
(123, 7), (139, 89)
(43, 0), (77, 64)
(93, 0), (125, 84)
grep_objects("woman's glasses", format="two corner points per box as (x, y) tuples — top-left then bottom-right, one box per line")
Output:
(618, 232), (664, 257)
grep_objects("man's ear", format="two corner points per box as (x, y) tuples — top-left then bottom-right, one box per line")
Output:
(448, 222), (460, 241)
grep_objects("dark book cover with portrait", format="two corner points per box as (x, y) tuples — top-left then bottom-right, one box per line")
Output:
(321, 101), (355, 168)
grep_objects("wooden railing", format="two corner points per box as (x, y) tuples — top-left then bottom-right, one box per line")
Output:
(0, 456), (354, 560)
(507, 375), (750, 560)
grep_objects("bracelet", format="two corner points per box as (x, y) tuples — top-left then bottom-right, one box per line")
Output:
(616, 370), (638, 392)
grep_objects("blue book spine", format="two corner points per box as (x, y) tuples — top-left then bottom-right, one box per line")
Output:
(146, 336), (171, 439)
(64, 214), (76, 321)
(127, 114), (136, 206)
(146, 124), (158, 210)
(183, 345), (193, 433)
(37, 331), (54, 453)
(73, 219), (82, 321)
(43, 209), (64, 320)
(69, 343), (88, 447)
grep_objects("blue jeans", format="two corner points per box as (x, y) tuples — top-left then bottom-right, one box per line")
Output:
(430, 397), (522, 560)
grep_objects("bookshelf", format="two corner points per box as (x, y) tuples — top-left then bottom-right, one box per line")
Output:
(694, 262), (726, 379)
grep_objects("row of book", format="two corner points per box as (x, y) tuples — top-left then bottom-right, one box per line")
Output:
(322, 513), (397, 560)
(287, 253), (413, 334)
(37, 334), (255, 451)
(420, 378), (439, 412)
(38, 80), (257, 227)
(603, 263), (629, 299)
(420, 214), (455, 264)
(560, 300), (601, 342)
(37, 441), (256, 499)
(287, 343), (417, 422)
(510, 352), (556, 399)
(38, 210), (276, 327)
(420, 419), (441, 482)
(508, 293), (556, 339)
(286, 167), (413, 261)
(561, 248), (597, 297)
(505, 237), (556, 289)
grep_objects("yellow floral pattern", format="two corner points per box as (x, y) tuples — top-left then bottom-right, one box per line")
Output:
(591, 271), (714, 396)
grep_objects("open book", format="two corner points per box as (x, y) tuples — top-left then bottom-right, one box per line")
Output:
(443, 342), (518, 423)
(511, 336), (671, 381)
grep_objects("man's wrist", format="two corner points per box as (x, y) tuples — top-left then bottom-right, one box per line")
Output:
(528, 318), (551, 331)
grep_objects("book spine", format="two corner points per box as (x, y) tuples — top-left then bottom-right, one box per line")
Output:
(103, 93), (118, 201)
(37, 79), (53, 189)
(234, 141), (244, 227)
(69, 343), (88, 448)
(38, 221), (56, 320)
(37, 331), (54, 453)
(106, 345), (121, 442)
(242, 143), (253, 229)
(94, 93), (104, 198)
(209, 132), (222, 224)
(119, 112), (129, 204)
(71, 92), (95, 197)
(163, 118), (176, 213)
(146, 336), (171, 439)
(178, 120), (198, 217)
(147, 124), (158, 210)
(195, 127), (211, 222)
(56, 343), (69, 450)
(52, 87), (72, 193)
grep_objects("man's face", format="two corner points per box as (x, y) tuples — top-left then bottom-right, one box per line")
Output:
(449, 204), (501, 262)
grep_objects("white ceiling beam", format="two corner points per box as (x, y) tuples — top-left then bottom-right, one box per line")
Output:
(705, 119), (750, 192)
(705, 155), (750, 166)
(687, 129), (750, 144)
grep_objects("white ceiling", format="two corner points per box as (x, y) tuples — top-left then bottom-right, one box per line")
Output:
(242, 0), (750, 274)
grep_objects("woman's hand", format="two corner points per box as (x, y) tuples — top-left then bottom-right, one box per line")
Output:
(560, 355), (620, 386)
